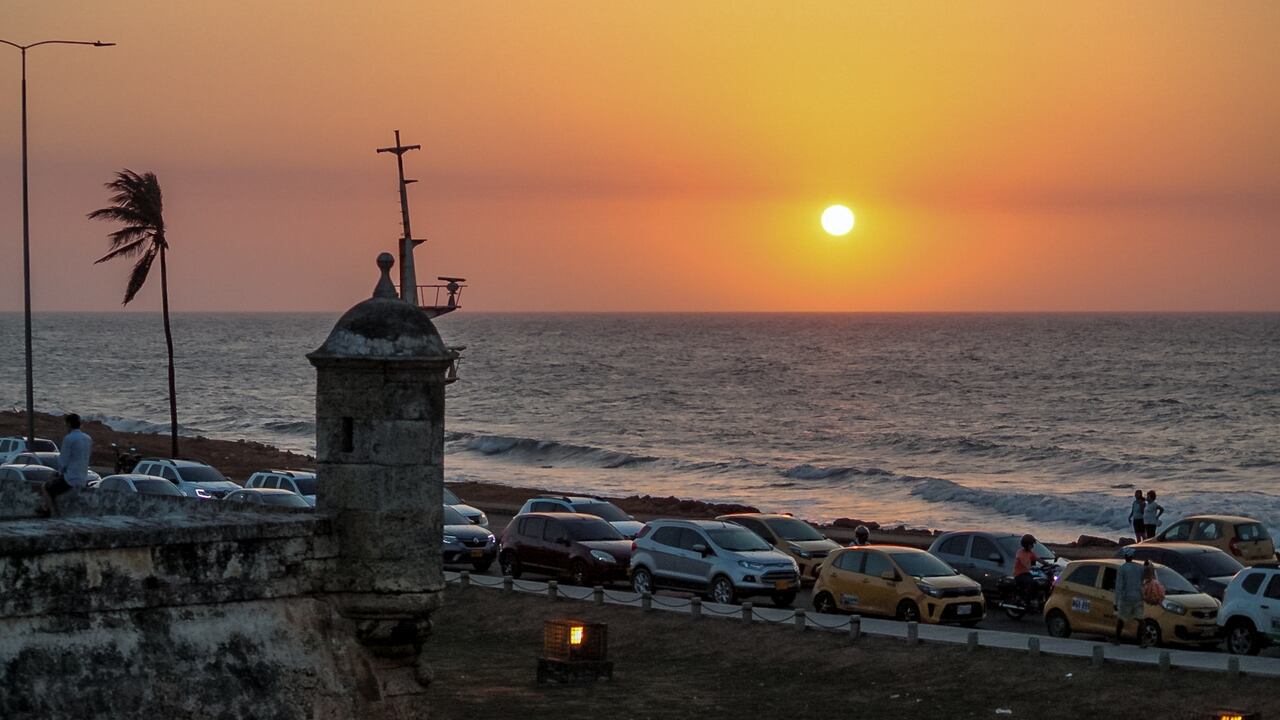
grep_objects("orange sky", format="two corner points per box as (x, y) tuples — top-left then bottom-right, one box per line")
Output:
(2, 1), (1279, 312)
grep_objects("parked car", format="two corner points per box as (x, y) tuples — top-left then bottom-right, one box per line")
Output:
(223, 487), (313, 509)
(1149, 515), (1276, 566)
(443, 505), (497, 572)
(812, 546), (985, 624)
(132, 458), (239, 499)
(245, 470), (317, 506)
(10, 452), (102, 486)
(629, 519), (800, 606)
(499, 512), (632, 586)
(716, 513), (840, 584)
(1217, 564), (1280, 655)
(1115, 543), (1243, 600)
(518, 495), (643, 539)
(0, 436), (57, 464)
(0, 463), (60, 484)
(1044, 559), (1220, 648)
(444, 486), (488, 527)
(96, 473), (184, 497)
(928, 531), (1065, 600)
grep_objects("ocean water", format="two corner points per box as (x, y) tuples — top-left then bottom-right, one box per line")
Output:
(2, 312), (1278, 542)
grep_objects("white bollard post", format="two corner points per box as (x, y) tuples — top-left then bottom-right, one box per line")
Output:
(850, 614), (862, 642)
(690, 597), (702, 619)
(593, 585), (605, 605)
(1227, 657), (1240, 679)
(742, 602), (753, 623)
(795, 609), (807, 631)
(642, 592), (653, 612)
(503, 576), (513, 593)
(1092, 645), (1105, 667)
(967, 631), (979, 652)
(547, 580), (558, 601)
(459, 570), (471, 588)
(1028, 637), (1040, 657)
(1158, 651), (1171, 673)
(906, 621), (919, 644)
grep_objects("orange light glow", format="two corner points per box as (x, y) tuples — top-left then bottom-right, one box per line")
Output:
(569, 626), (584, 646)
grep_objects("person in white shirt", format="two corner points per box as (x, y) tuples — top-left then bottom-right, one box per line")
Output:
(38, 413), (92, 516)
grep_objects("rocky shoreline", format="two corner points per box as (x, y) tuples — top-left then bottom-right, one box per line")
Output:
(2, 410), (1120, 557)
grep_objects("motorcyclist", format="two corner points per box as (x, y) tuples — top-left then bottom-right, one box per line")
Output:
(1013, 534), (1040, 606)
(848, 525), (871, 547)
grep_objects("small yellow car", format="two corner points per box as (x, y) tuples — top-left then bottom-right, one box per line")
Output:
(717, 513), (841, 584)
(812, 546), (985, 625)
(1044, 559), (1221, 648)
(1149, 515), (1277, 567)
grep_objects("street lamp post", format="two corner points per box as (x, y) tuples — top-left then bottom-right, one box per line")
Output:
(1, 39), (114, 444)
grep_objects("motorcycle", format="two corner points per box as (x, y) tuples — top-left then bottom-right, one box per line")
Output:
(996, 561), (1057, 620)
(111, 442), (142, 475)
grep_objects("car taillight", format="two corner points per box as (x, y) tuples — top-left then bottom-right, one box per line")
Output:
(1229, 538), (1243, 557)
(630, 541), (637, 553)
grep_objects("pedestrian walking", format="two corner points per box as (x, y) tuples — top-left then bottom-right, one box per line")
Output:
(1114, 546), (1145, 645)
(848, 525), (871, 547)
(1142, 490), (1164, 539)
(38, 413), (93, 516)
(1128, 490), (1147, 540)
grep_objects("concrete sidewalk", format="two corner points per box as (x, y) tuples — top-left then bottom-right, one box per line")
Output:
(446, 570), (1280, 678)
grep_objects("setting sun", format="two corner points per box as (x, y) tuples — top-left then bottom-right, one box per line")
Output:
(821, 205), (855, 236)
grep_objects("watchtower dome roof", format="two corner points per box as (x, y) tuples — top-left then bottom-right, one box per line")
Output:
(308, 253), (454, 362)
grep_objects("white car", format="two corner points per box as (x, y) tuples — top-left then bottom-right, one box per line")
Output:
(0, 436), (58, 464)
(132, 458), (239, 500)
(96, 473), (185, 497)
(10, 452), (102, 486)
(245, 470), (317, 507)
(0, 463), (60, 485)
(1218, 564), (1280, 655)
(444, 486), (488, 527)
(517, 495), (644, 539)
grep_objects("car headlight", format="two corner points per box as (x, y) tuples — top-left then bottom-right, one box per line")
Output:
(788, 544), (812, 559)
(917, 583), (943, 598)
(486, 534), (495, 544)
(1160, 599), (1187, 615)
(194, 488), (211, 499)
(738, 560), (766, 571)
(475, 513), (489, 526)
(590, 550), (616, 564)
(443, 534), (458, 545)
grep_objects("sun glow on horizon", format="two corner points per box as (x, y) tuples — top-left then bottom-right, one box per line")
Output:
(821, 205), (855, 236)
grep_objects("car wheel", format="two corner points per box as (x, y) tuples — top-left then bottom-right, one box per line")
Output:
(1226, 618), (1263, 656)
(1045, 610), (1072, 639)
(499, 551), (522, 579)
(813, 591), (838, 614)
(1140, 619), (1162, 648)
(897, 600), (921, 623)
(710, 575), (737, 605)
(570, 560), (589, 587)
(631, 566), (654, 596)
(771, 591), (796, 608)
(471, 558), (494, 573)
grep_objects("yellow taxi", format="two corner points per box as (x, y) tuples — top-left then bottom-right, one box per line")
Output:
(717, 513), (841, 584)
(811, 546), (985, 625)
(1044, 559), (1221, 648)
(1149, 515), (1277, 567)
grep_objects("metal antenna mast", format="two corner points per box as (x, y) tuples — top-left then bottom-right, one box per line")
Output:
(376, 130), (427, 304)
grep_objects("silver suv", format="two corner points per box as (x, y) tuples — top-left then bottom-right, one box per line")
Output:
(246, 470), (317, 507)
(630, 519), (800, 606)
(132, 458), (239, 499)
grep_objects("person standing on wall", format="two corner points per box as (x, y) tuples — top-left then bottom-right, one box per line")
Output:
(39, 413), (92, 515)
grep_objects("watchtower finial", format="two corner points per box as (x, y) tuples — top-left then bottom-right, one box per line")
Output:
(373, 252), (398, 299)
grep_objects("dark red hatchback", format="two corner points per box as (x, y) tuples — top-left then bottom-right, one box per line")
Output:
(499, 512), (633, 587)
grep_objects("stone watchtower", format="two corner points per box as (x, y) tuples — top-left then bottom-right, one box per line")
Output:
(308, 253), (458, 691)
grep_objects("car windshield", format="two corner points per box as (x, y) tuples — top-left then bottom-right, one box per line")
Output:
(765, 517), (826, 542)
(133, 478), (182, 496)
(707, 528), (773, 552)
(443, 487), (461, 505)
(889, 552), (958, 578)
(1236, 523), (1271, 541)
(179, 466), (228, 484)
(262, 493), (310, 508)
(1191, 552), (1244, 578)
(572, 502), (629, 523)
(32, 440), (57, 452)
(996, 536), (1055, 560)
(566, 518), (623, 541)
(442, 506), (469, 525)
(291, 476), (317, 495)
(1157, 566), (1199, 595)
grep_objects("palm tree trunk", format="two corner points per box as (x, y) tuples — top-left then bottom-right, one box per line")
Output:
(159, 245), (179, 457)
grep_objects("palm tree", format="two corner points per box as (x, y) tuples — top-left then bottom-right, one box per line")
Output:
(88, 169), (180, 457)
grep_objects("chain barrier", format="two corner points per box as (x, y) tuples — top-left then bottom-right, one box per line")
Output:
(468, 575), (507, 589)
(649, 595), (692, 609)
(602, 590), (641, 603)
(754, 608), (797, 623)
(511, 579), (547, 592)
(805, 613), (852, 630)
(558, 586), (595, 601)
(700, 604), (742, 617)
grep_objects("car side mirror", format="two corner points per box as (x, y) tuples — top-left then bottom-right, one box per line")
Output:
(692, 543), (708, 556)
(880, 570), (897, 581)
(988, 553), (1002, 562)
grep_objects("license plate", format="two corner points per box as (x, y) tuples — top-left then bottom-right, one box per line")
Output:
(774, 581), (791, 590)
(469, 549), (484, 558)
(956, 604), (973, 616)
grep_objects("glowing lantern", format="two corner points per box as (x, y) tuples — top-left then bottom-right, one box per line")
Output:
(538, 619), (612, 683)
